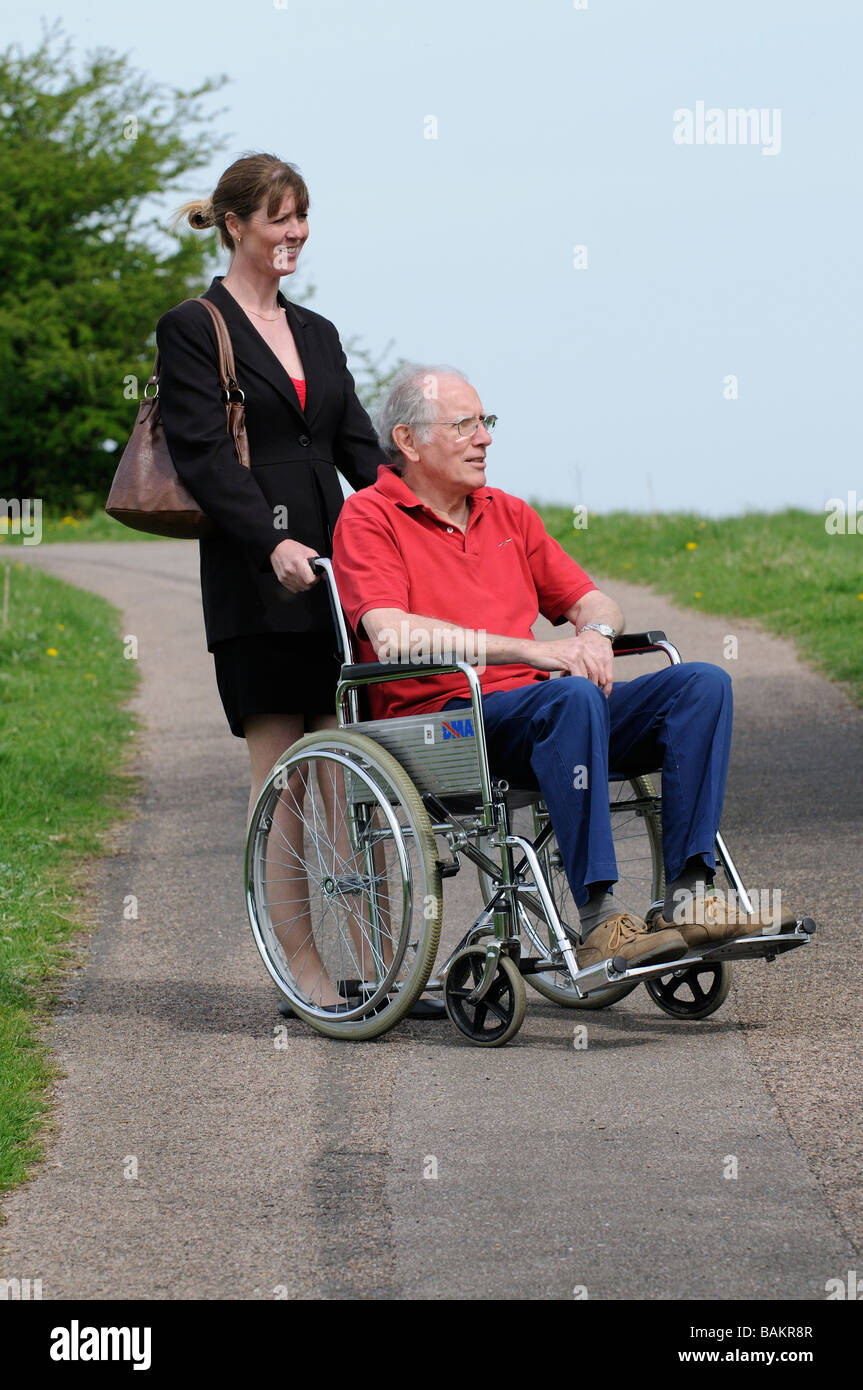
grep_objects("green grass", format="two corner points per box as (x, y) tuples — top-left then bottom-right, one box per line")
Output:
(0, 561), (139, 1194)
(0, 507), (172, 544)
(536, 507), (863, 705)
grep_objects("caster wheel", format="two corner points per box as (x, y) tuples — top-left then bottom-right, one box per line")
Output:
(444, 946), (526, 1047)
(645, 961), (732, 1020)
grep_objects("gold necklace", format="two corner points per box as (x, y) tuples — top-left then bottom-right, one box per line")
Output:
(242, 303), (283, 322)
(222, 280), (283, 322)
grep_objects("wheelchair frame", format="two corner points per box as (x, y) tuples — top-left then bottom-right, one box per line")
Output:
(245, 559), (815, 1046)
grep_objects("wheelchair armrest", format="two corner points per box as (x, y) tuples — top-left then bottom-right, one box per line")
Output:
(612, 631), (681, 665)
(340, 659), (469, 682)
(345, 633), (681, 678)
(612, 630), (667, 654)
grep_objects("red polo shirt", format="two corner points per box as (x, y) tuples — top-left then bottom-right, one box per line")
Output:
(332, 467), (596, 720)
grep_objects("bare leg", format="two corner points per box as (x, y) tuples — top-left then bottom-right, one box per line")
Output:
(245, 713), (342, 1006)
(307, 716), (396, 980)
(246, 712), (305, 823)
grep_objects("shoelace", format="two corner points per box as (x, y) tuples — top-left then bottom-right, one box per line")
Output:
(604, 914), (648, 951)
(703, 896), (723, 924)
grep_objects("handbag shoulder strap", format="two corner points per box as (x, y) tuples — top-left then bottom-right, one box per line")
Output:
(193, 297), (241, 389)
(146, 295), (241, 393)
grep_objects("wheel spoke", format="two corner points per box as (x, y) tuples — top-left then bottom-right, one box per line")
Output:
(481, 986), (511, 1024)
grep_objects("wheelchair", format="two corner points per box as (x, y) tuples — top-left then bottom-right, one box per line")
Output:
(245, 560), (816, 1047)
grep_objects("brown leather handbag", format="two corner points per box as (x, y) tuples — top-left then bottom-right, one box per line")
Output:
(105, 298), (250, 538)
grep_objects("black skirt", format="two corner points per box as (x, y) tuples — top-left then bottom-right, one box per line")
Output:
(212, 631), (342, 738)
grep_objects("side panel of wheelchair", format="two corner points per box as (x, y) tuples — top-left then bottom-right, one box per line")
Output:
(245, 564), (816, 1046)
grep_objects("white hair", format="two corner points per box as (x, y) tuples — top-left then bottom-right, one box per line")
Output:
(374, 363), (469, 469)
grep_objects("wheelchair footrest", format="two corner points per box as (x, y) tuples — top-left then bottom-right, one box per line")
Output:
(572, 919), (816, 995)
(687, 918), (817, 963)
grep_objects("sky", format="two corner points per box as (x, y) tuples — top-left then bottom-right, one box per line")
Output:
(2, 0), (861, 515)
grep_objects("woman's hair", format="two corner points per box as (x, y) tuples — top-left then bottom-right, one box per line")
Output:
(375, 364), (468, 470)
(172, 152), (309, 251)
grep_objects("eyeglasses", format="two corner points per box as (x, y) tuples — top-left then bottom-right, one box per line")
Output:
(438, 415), (498, 438)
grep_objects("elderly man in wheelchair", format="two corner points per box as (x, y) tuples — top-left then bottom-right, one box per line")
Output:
(244, 365), (815, 1046)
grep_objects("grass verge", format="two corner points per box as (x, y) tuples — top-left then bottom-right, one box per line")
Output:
(537, 507), (863, 706)
(0, 560), (138, 1196)
(0, 507), (169, 545)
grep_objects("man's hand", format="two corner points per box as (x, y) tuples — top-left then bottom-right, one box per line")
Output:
(526, 629), (615, 695)
(270, 538), (321, 593)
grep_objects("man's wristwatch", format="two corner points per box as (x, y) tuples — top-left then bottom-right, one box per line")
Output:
(578, 622), (617, 641)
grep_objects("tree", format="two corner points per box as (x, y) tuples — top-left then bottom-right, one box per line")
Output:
(0, 24), (227, 507)
(343, 333), (404, 418)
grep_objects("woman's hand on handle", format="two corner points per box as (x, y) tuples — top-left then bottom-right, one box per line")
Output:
(269, 539), (321, 592)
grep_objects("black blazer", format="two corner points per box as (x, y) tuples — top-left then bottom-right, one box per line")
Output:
(155, 276), (387, 647)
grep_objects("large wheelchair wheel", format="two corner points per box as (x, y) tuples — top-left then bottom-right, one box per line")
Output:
(246, 730), (442, 1040)
(489, 777), (663, 1010)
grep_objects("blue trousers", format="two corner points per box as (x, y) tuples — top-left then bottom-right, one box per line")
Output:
(444, 663), (733, 909)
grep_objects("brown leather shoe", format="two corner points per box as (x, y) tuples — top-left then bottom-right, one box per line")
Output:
(656, 891), (796, 949)
(576, 912), (688, 970)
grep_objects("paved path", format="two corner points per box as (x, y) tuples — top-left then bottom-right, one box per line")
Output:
(2, 541), (860, 1299)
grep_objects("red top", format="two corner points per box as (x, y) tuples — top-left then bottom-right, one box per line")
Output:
(332, 466), (596, 720)
(290, 376), (306, 412)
